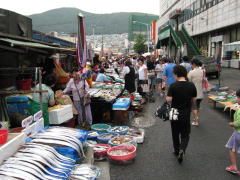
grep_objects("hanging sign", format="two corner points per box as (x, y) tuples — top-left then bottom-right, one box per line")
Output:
(34, 111), (42, 122)
(21, 116), (33, 128)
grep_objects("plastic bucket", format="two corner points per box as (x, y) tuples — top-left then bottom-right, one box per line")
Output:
(0, 129), (8, 145)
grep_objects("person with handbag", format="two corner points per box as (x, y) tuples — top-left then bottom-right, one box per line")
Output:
(63, 69), (92, 126)
(166, 65), (197, 164)
(188, 58), (204, 126)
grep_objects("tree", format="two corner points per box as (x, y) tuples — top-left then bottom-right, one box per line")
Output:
(133, 34), (147, 55)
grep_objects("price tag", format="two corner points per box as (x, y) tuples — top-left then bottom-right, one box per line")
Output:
(22, 116), (33, 128)
(34, 111), (42, 122)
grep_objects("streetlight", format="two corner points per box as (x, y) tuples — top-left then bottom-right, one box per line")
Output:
(133, 20), (150, 53)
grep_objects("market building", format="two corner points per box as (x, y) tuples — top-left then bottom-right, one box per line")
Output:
(156, 0), (240, 67)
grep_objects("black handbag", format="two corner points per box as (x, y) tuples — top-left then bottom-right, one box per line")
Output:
(155, 101), (171, 121)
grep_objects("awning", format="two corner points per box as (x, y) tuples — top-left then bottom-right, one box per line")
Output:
(224, 41), (240, 51)
(159, 26), (171, 40)
(0, 37), (75, 53)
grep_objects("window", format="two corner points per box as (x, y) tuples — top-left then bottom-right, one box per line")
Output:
(236, 27), (240, 41)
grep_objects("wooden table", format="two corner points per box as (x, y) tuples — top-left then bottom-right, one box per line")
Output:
(208, 95), (239, 118)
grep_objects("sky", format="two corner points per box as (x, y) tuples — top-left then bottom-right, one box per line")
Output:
(1, 0), (160, 16)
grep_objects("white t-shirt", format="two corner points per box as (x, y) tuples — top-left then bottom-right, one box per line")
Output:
(155, 64), (165, 79)
(138, 64), (147, 80)
(122, 66), (130, 77)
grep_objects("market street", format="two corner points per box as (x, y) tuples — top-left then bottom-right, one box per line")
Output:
(110, 68), (240, 180)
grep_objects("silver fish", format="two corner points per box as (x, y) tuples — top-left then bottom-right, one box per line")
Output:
(0, 168), (39, 180)
(7, 156), (65, 178)
(32, 138), (81, 156)
(24, 143), (75, 162)
(0, 163), (47, 180)
(0, 175), (18, 180)
(4, 159), (59, 180)
(19, 147), (72, 169)
(32, 133), (85, 157)
(14, 152), (68, 177)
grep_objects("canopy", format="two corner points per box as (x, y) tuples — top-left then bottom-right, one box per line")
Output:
(224, 41), (240, 51)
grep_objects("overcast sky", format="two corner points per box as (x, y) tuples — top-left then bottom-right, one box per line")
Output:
(1, 0), (159, 15)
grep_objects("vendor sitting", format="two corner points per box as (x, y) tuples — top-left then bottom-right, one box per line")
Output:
(29, 75), (56, 126)
(96, 68), (109, 82)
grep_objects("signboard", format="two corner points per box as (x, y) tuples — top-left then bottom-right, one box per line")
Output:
(21, 116), (33, 128)
(159, 29), (170, 40)
(211, 35), (223, 42)
(34, 111), (42, 122)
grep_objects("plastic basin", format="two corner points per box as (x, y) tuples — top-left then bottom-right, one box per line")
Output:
(91, 123), (111, 133)
(87, 131), (100, 140)
(108, 126), (129, 135)
(107, 144), (136, 161)
(0, 129), (8, 145)
(108, 135), (135, 146)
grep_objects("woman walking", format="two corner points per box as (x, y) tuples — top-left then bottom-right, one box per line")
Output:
(63, 69), (92, 126)
(122, 60), (136, 93)
(188, 58), (204, 126)
(137, 57), (148, 104)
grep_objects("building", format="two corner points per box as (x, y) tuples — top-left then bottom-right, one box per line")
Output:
(157, 0), (240, 63)
(128, 14), (159, 42)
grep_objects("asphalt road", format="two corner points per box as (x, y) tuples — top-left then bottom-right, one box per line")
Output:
(110, 68), (240, 180)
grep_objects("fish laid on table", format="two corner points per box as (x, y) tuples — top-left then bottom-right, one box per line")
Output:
(32, 138), (81, 157)
(69, 164), (100, 180)
(0, 175), (18, 180)
(14, 152), (68, 177)
(7, 157), (66, 179)
(23, 143), (75, 163)
(0, 168), (39, 180)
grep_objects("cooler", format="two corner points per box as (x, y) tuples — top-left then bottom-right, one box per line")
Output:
(112, 98), (131, 110)
(48, 104), (73, 125)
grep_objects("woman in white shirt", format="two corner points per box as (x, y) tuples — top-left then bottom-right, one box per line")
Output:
(137, 58), (148, 104)
(155, 59), (165, 96)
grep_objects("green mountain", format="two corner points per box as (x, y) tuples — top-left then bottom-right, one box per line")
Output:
(29, 8), (158, 35)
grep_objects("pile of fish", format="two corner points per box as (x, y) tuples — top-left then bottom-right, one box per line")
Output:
(69, 164), (100, 180)
(108, 126), (129, 134)
(110, 136), (133, 145)
(0, 127), (88, 180)
(0, 142), (75, 180)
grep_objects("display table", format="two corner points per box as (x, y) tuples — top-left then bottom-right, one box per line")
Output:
(208, 95), (239, 118)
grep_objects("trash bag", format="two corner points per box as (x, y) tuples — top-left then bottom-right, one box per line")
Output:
(155, 101), (171, 121)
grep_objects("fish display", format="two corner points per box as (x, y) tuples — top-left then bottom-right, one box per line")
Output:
(109, 150), (130, 156)
(109, 126), (129, 133)
(111, 136), (133, 145)
(69, 164), (100, 180)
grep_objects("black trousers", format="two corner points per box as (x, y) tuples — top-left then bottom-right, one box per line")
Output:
(170, 111), (191, 153)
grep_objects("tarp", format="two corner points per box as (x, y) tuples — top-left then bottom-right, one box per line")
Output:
(0, 37), (75, 52)
(224, 41), (240, 51)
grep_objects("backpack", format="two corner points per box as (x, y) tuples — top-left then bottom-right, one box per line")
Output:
(155, 101), (171, 121)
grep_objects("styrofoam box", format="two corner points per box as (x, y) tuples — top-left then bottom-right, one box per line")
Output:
(49, 104), (73, 124)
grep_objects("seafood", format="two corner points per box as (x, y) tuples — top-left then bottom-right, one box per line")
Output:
(109, 150), (130, 156)
(32, 138), (81, 156)
(0, 168), (39, 180)
(6, 157), (65, 179)
(111, 136), (133, 145)
(69, 164), (100, 180)
(0, 175), (18, 180)
(88, 131), (99, 137)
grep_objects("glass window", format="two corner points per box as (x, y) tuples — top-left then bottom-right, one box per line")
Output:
(230, 28), (237, 42)
(237, 27), (240, 41)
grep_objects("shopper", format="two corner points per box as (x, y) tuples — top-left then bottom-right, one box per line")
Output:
(96, 68), (109, 82)
(188, 58), (204, 126)
(166, 65), (197, 164)
(63, 69), (92, 126)
(122, 60), (136, 93)
(30, 75), (56, 126)
(163, 58), (176, 92)
(225, 89), (240, 175)
(180, 56), (192, 73)
(155, 59), (165, 96)
(113, 59), (119, 74)
(137, 57), (148, 104)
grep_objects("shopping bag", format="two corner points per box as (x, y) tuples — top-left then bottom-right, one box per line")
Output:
(141, 84), (149, 93)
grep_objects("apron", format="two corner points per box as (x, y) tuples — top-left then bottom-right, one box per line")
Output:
(29, 100), (49, 126)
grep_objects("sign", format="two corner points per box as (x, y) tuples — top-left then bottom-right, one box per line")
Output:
(21, 116), (33, 128)
(34, 111), (42, 122)
(159, 29), (170, 40)
(211, 35), (223, 42)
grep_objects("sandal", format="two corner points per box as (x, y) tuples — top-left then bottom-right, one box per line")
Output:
(226, 165), (239, 174)
(192, 122), (199, 126)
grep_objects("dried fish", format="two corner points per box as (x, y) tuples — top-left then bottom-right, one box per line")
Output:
(0, 175), (18, 180)
(0, 168), (39, 180)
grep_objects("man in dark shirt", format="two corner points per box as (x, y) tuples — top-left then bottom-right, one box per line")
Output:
(166, 65), (197, 164)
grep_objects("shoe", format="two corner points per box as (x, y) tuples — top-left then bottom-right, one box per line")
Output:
(178, 150), (184, 164)
(173, 151), (179, 156)
(226, 165), (239, 174)
(192, 121), (199, 126)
